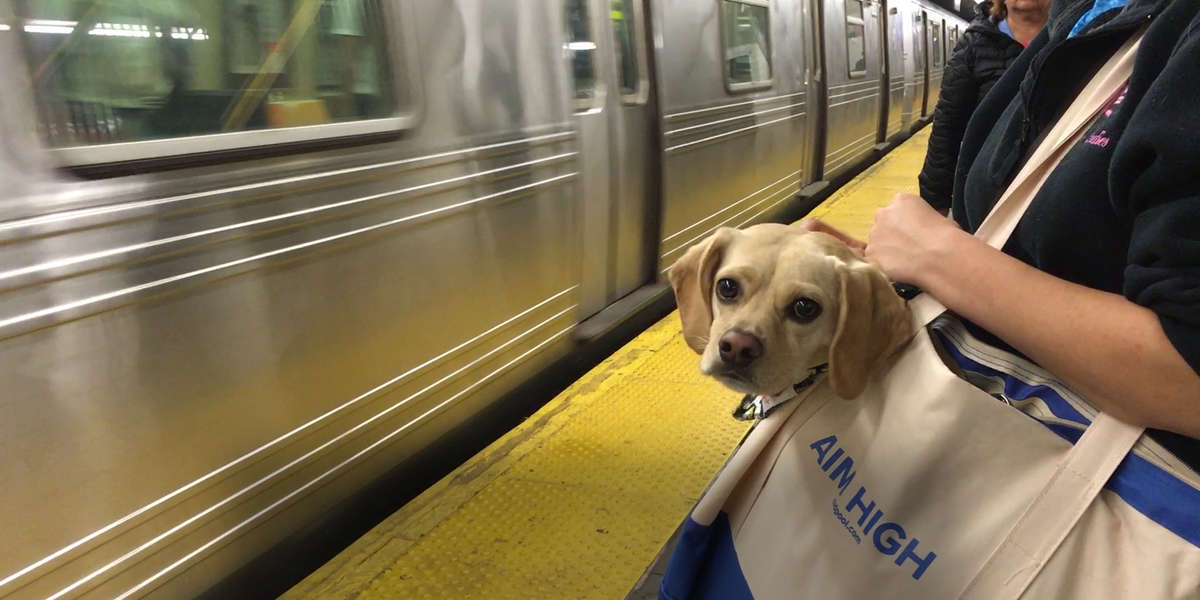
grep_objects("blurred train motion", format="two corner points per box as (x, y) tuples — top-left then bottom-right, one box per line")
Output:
(0, 0), (965, 598)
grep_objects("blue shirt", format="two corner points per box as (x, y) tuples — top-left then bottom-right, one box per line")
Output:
(998, 18), (1016, 40)
(1068, 0), (1129, 38)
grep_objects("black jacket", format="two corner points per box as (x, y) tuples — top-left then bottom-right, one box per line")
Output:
(917, 1), (1024, 211)
(953, 0), (1200, 468)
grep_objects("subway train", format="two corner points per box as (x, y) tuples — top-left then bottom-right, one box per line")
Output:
(0, 0), (966, 598)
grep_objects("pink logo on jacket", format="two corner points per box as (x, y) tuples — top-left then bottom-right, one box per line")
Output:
(1083, 83), (1128, 149)
(1086, 130), (1111, 148)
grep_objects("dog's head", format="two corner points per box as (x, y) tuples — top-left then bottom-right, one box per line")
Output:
(668, 223), (911, 399)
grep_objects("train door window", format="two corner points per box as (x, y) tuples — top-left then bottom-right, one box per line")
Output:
(931, 18), (943, 67)
(720, 0), (772, 92)
(565, 0), (597, 109)
(845, 0), (867, 78)
(16, 0), (411, 166)
(610, 0), (647, 103)
(914, 12), (923, 63)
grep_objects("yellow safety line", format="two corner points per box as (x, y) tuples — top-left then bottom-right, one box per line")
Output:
(282, 125), (931, 600)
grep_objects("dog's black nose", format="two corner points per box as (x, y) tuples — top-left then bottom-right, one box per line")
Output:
(718, 330), (763, 368)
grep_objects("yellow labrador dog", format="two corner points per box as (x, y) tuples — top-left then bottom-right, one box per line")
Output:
(669, 222), (910, 402)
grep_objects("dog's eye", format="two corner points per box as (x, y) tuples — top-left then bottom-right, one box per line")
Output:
(789, 297), (822, 323)
(715, 278), (740, 302)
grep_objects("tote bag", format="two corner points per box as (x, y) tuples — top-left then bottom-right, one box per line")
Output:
(660, 30), (1200, 600)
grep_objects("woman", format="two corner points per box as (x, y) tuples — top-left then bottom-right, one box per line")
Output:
(810, 0), (1200, 468)
(917, 0), (1049, 212)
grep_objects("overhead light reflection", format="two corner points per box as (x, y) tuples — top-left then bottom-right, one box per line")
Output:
(24, 24), (75, 34)
(90, 22), (152, 38)
(27, 19), (78, 27)
(20, 19), (208, 40)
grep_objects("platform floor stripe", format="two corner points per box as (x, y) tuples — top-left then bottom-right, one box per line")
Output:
(281, 125), (931, 600)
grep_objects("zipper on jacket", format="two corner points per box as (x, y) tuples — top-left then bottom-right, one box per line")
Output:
(1018, 0), (1092, 131)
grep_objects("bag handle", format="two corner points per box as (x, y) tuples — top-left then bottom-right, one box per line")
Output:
(961, 413), (1142, 599)
(955, 30), (1147, 600)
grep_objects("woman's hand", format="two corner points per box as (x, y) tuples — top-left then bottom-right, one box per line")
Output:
(843, 196), (1200, 438)
(801, 194), (964, 286)
(803, 192), (1200, 436)
(865, 193), (965, 286)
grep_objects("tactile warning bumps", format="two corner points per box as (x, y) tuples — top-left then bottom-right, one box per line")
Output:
(283, 317), (751, 600)
(358, 321), (747, 599)
(282, 126), (933, 600)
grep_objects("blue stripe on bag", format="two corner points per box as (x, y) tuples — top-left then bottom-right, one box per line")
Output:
(933, 335), (1090, 426)
(1041, 422), (1200, 548)
(934, 331), (1200, 549)
(660, 513), (754, 600)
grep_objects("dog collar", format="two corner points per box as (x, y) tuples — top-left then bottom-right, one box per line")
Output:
(732, 363), (829, 421)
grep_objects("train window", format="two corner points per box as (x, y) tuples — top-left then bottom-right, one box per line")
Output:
(565, 0), (597, 109)
(611, 0), (646, 102)
(931, 19), (943, 67)
(845, 0), (867, 78)
(17, 0), (411, 166)
(914, 13), (925, 65)
(720, 0), (772, 92)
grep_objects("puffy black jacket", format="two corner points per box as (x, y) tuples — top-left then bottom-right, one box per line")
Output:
(917, 1), (1024, 211)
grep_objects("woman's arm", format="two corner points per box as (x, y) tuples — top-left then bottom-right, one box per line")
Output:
(862, 194), (1200, 438)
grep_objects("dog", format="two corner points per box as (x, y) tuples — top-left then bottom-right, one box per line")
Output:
(668, 222), (911, 400)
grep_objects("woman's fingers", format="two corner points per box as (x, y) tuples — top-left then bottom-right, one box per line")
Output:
(796, 218), (867, 253)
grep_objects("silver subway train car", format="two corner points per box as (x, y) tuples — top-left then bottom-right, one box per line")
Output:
(0, 0), (965, 598)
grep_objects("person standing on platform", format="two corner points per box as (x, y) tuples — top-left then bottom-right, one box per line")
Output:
(917, 0), (1049, 213)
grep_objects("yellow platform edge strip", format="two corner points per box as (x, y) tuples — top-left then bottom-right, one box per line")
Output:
(282, 126), (931, 600)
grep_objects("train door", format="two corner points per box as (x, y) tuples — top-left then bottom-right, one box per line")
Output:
(569, 0), (612, 317)
(925, 16), (944, 113)
(876, 0), (890, 143)
(805, 0), (828, 181)
(820, 0), (885, 179)
(884, 0), (908, 138)
(570, 0), (660, 319)
(655, 0), (809, 276)
(608, 0), (659, 300)
(918, 10), (930, 117)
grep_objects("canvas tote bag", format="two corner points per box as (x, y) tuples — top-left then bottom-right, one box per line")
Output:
(660, 29), (1200, 600)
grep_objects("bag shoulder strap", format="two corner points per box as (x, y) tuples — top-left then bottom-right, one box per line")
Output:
(912, 29), (1144, 329)
(959, 30), (1147, 600)
(960, 414), (1143, 599)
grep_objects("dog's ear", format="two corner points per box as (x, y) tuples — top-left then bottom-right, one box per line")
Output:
(668, 228), (735, 354)
(828, 261), (911, 398)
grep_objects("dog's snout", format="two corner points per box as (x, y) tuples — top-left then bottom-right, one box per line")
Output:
(718, 330), (763, 368)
